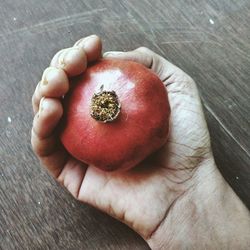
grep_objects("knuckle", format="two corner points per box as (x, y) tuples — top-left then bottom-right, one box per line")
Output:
(76, 46), (86, 56)
(32, 137), (55, 157)
(50, 49), (67, 66)
(33, 145), (41, 156)
(34, 146), (47, 157)
(72, 191), (79, 201)
(31, 137), (41, 156)
(177, 70), (197, 88)
(31, 130), (41, 155)
(185, 74), (196, 86)
(54, 67), (66, 76)
(41, 67), (54, 83)
(56, 172), (64, 186)
(57, 48), (67, 55)
(136, 46), (151, 54)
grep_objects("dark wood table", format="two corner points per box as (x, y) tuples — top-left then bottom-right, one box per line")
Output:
(1, 0), (249, 249)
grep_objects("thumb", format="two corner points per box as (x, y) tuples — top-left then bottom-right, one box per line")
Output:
(103, 47), (178, 82)
(103, 47), (153, 68)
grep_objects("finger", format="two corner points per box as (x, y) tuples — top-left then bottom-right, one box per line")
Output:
(31, 97), (65, 174)
(74, 34), (102, 62)
(32, 67), (69, 113)
(32, 97), (63, 140)
(50, 49), (66, 68)
(39, 147), (69, 179)
(31, 129), (59, 157)
(50, 47), (87, 77)
(31, 97), (69, 178)
(103, 47), (179, 83)
(57, 158), (88, 199)
(40, 67), (69, 97)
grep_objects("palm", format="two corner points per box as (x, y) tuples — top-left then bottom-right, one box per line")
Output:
(64, 69), (211, 239)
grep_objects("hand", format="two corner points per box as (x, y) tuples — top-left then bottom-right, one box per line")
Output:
(31, 35), (250, 249)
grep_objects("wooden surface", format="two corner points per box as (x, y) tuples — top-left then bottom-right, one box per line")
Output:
(0, 0), (249, 249)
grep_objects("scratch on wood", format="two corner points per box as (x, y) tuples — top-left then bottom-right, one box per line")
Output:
(0, 8), (107, 40)
(161, 40), (223, 46)
(159, 30), (223, 47)
(203, 101), (250, 158)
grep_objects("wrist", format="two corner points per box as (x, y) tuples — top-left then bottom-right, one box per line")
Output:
(147, 158), (250, 249)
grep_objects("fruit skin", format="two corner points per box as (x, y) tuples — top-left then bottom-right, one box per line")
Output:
(60, 59), (170, 171)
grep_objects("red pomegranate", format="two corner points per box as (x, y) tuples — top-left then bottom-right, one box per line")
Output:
(60, 59), (170, 171)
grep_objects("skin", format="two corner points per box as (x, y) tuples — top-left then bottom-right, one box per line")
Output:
(31, 35), (250, 249)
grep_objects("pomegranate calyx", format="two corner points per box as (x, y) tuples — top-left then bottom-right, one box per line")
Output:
(90, 85), (121, 123)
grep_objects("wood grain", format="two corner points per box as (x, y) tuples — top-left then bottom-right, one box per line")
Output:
(0, 0), (249, 249)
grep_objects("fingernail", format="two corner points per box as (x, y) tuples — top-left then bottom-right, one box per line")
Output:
(58, 47), (80, 67)
(41, 67), (54, 85)
(39, 97), (45, 114)
(41, 73), (48, 86)
(103, 51), (124, 57)
(58, 50), (67, 68)
(74, 35), (96, 47)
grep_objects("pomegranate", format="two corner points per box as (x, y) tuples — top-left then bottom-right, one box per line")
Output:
(60, 59), (170, 171)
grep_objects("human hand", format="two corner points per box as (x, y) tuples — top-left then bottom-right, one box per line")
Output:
(31, 35), (250, 249)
